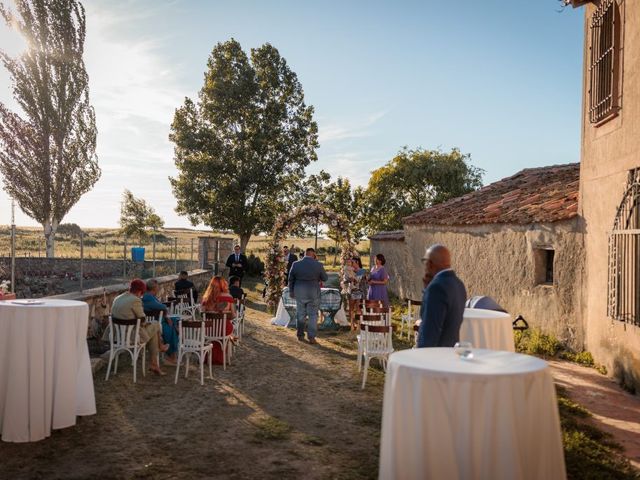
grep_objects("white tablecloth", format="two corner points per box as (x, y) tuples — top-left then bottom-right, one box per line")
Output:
(461, 307), (515, 351)
(379, 348), (565, 480)
(270, 299), (348, 326)
(0, 299), (96, 442)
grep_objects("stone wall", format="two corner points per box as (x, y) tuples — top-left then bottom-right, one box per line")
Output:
(47, 269), (213, 338)
(369, 236), (410, 301)
(0, 257), (197, 297)
(392, 220), (585, 349)
(579, 2), (640, 390)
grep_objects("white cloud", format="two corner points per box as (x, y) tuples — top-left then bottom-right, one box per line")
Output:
(318, 109), (388, 143)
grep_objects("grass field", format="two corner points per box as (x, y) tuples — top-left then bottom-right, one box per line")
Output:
(0, 226), (370, 265)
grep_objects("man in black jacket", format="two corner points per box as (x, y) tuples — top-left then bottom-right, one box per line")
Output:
(226, 244), (248, 285)
(174, 270), (198, 302)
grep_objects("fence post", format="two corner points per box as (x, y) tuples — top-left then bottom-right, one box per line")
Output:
(174, 237), (178, 273)
(190, 238), (194, 271)
(123, 238), (127, 278)
(152, 233), (156, 277)
(79, 231), (84, 292)
(10, 199), (16, 294)
(104, 238), (107, 260)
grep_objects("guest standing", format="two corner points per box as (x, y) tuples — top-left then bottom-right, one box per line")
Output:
(142, 278), (177, 365)
(111, 279), (169, 375)
(288, 247), (328, 344)
(283, 245), (297, 283)
(225, 244), (248, 286)
(417, 244), (467, 348)
(368, 253), (390, 308)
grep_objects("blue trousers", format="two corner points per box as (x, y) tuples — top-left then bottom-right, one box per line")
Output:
(296, 296), (320, 339)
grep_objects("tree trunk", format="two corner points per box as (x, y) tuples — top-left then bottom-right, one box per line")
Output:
(239, 233), (251, 253)
(43, 220), (58, 258)
(333, 239), (339, 266)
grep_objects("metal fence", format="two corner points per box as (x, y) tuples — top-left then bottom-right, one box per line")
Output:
(0, 226), (203, 297)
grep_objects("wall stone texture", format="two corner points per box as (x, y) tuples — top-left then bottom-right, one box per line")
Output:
(372, 219), (585, 350)
(579, 1), (640, 391)
(48, 269), (213, 340)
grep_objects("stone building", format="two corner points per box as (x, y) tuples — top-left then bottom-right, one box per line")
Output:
(569, 0), (640, 389)
(370, 164), (584, 348)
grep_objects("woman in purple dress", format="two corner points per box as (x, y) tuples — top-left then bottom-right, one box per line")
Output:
(368, 253), (390, 307)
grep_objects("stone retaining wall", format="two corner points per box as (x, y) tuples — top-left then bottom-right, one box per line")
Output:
(47, 269), (213, 338)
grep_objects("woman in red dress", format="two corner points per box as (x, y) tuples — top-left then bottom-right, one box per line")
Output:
(201, 276), (236, 350)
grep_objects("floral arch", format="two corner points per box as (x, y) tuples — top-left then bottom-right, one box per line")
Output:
(265, 204), (357, 310)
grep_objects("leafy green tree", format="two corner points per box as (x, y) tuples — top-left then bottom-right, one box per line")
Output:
(169, 39), (318, 251)
(119, 190), (165, 244)
(365, 147), (483, 233)
(0, 0), (100, 257)
(323, 176), (366, 243)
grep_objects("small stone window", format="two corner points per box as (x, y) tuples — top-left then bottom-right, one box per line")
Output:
(534, 247), (555, 286)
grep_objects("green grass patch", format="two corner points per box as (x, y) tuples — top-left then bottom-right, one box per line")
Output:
(250, 416), (292, 441)
(556, 387), (638, 479)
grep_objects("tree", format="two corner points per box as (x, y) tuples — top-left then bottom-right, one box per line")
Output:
(169, 39), (318, 251)
(0, 0), (100, 257)
(365, 147), (484, 233)
(119, 190), (165, 245)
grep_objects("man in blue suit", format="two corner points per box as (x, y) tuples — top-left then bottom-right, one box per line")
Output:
(288, 247), (328, 344)
(417, 244), (467, 348)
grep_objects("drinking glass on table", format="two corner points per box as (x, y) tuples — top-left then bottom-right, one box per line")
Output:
(454, 341), (474, 360)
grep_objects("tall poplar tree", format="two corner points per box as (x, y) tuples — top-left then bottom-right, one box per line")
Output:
(0, 0), (99, 257)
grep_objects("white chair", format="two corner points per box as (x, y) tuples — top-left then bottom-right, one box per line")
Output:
(174, 319), (213, 386)
(400, 299), (421, 340)
(203, 312), (234, 370)
(356, 313), (388, 372)
(233, 296), (246, 342)
(361, 323), (394, 389)
(105, 316), (146, 383)
(174, 288), (200, 318)
(146, 311), (165, 365)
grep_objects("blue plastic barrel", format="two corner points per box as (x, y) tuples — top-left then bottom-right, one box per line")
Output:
(131, 247), (145, 262)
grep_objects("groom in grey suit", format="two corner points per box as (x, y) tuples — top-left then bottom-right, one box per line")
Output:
(288, 248), (328, 344)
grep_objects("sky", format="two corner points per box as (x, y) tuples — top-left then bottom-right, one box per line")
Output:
(0, 0), (585, 229)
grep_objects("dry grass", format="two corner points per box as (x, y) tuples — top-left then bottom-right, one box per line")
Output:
(0, 226), (370, 264)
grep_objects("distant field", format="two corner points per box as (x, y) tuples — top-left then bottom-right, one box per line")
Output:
(0, 226), (370, 266)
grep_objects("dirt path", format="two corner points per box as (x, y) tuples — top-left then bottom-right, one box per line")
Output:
(550, 360), (640, 469)
(0, 303), (383, 480)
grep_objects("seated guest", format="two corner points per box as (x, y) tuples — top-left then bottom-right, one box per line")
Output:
(229, 276), (245, 300)
(174, 270), (198, 302)
(142, 279), (177, 365)
(202, 276), (236, 321)
(112, 279), (169, 375)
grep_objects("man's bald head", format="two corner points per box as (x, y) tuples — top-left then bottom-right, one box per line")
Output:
(424, 244), (452, 278)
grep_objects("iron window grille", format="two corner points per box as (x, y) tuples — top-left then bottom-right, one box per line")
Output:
(588, 0), (619, 124)
(607, 168), (640, 326)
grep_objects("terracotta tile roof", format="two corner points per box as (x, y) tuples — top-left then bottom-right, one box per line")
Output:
(403, 163), (580, 226)
(369, 230), (405, 241)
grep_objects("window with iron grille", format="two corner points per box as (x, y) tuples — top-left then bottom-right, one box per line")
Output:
(589, 0), (619, 124)
(608, 169), (640, 326)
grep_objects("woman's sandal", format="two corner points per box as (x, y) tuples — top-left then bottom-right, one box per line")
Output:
(149, 367), (167, 376)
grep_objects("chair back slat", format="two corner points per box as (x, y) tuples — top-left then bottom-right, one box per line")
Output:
(110, 316), (141, 348)
(202, 312), (228, 339)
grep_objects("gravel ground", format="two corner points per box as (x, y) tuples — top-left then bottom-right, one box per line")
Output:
(0, 295), (383, 480)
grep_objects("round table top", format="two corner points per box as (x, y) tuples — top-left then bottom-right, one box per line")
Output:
(0, 299), (87, 309)
(464, 307), (511, 320)
(389, 348), (547, 378)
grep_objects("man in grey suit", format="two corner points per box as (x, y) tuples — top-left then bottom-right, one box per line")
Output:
(288, 247), (328, 344)
(417, 244), (467, 348)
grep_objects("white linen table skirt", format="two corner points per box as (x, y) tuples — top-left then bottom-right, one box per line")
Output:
(461, 307), (515, 352)
(0, 299), (96, 442)
(379, 348), (565, 480)
(270, 298), (348, 327)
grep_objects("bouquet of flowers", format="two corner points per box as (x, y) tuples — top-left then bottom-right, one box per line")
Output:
(0, 280), (10, 294)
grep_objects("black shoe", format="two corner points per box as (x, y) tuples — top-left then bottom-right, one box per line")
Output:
(297, 336), (306, 342)
(308, 337), (318, 345)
